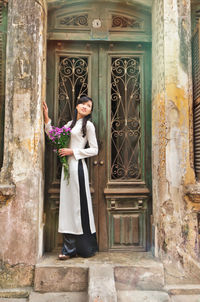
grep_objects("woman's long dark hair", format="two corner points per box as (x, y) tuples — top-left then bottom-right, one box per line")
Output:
(70, 96), (93, 137)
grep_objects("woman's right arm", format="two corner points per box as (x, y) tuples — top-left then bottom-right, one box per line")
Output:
(43, 101), (52, 136)
(43, 101), (50, 124)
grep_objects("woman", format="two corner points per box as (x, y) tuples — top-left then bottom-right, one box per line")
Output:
(43, 96), (98, 260)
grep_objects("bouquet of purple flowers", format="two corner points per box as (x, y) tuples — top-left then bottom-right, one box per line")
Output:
(48, 125), (71, 182)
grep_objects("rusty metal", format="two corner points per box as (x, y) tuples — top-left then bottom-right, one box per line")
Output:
(110, 57), (141, 180)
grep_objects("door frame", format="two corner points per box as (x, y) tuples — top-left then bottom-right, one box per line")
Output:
(45, 40), (152, 252)
(45, 1), (152, 252)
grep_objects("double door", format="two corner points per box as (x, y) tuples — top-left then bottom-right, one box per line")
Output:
(45, 41), (151, 252)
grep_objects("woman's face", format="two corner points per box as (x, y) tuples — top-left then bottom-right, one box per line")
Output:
(76, 100), (92, 118)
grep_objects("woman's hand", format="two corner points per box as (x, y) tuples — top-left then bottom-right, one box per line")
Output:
(43, 101), (50, 124)
(58, 148), (74, 157)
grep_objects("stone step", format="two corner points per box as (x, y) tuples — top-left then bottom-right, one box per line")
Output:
(117, 290), (170, 302)
(34, 252), (164, 294)
(163, 260), (200, 286)
(2, 292), (200, 302)
(34, 265), (88, 292)
(29, 292), (87, 302)
(88, 264), (117, 302)
(164, 284), (200, 295)
(114, 264), (164, 291)
(170, 295), (200, 302)
(0, 298), (28, 302)
(0, 288), (31, 299)
(0, 299), (27, 302)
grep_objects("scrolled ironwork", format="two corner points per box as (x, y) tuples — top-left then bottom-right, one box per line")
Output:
(60, 14), (88, 27)
(58, 56), (88, 127)
(110, 57), (141, 180)
(55, 56), (88, 179)
(112, 15), (142, 29)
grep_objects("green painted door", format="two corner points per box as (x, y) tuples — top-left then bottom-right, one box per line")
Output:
(45, 41), (151, 252)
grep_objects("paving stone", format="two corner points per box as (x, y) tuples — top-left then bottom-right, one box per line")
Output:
(171, 295), (200, 302)
(0, 288), (31, 298)
(165, 284), (200, 295)
(117, 290), (170, 302)
(29, 292), (87, 302)
(0, 299), (27, 302)
(88, 264), (117, 302)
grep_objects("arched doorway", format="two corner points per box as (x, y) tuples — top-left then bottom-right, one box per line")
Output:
(44, 1), (152, 252)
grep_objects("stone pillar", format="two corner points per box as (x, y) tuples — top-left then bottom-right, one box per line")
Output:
(0, 0), (47, 287)
(152, 0), (200, 271)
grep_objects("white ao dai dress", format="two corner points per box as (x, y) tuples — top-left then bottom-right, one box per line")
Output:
(45, 118), (98, 236)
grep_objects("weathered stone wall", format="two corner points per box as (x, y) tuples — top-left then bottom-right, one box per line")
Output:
(152, 0), (165, 258)
(152, 0), (200, 274)
(0, 0), (199, 289)
(0, 0), (47, 287)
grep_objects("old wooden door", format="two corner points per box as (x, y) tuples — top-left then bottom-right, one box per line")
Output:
(97, 42), (151, 251)
(45, 40), (151, 252)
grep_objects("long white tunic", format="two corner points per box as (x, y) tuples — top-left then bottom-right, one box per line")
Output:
(45, 118), (98, 234)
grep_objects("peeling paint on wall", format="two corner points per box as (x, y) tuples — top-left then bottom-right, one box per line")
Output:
(152, 0), (199, 276)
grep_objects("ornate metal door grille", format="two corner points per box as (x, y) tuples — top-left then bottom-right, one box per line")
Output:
(110, 57), (141, 180)
(192, 20), (200, 179)
(55, 56), (89, 179)
(58, 56), (88, 127)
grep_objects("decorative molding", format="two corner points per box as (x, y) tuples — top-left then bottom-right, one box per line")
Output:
(59, 14), (88, 27)
(112, 14), (143, 29)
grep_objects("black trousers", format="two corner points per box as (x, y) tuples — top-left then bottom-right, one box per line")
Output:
(61, 159), (98, 258)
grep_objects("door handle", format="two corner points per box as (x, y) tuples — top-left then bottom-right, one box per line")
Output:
(99, 160), (104, 166)
(93, 160), (98, 166)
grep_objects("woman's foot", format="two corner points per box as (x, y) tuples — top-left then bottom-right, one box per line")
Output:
(58, 254), (70, 260)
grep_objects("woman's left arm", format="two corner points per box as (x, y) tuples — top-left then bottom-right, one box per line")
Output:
(73, 122), (98, 160)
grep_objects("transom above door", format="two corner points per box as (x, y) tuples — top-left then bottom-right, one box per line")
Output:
(47, 1), (151, 43)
